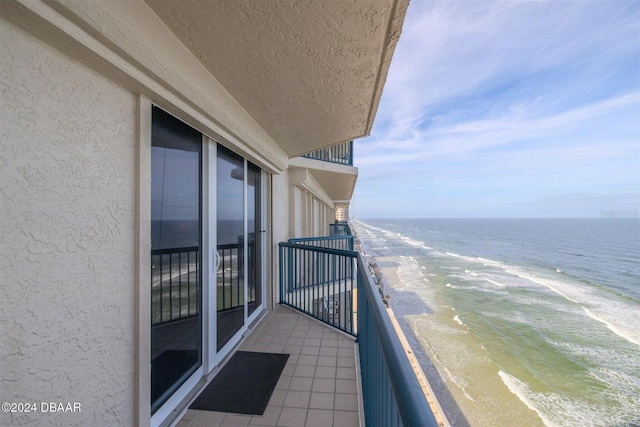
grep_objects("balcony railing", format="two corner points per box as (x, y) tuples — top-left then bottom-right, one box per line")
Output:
(279, 236), (439, 427)
(329, 222), (351, 236)
(289, 235), (354, 251)
(301, 140), (353, 166)
(279, 241), (357, 335)
(151, 246), (200, 325)
(151, 241), (253, 326)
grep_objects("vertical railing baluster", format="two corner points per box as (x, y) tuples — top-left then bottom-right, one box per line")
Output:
(169, 253), (173, 322)
(195, 249), (199, 317)
(176, 251), (180, 320)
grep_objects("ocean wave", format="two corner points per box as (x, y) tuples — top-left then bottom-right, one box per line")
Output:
(453, 315), (465, 326)
(480, 276), (507, 288)
(555, 341), (640, 372)
(444, 367), (475, 401)
(582, 307), (640, 347)
(499, 370), (640, 427)
(429, 322), (468, 336)
(589, 368), (640, 396)
(444, 282), (508, 295)
(441, 248), (640, 348)
(498, 371), (560, 427)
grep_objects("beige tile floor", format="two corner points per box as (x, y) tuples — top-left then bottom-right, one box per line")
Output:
(175, 305), (361, 427)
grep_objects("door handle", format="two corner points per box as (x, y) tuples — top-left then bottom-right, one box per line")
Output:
(214, 250), (221, 273)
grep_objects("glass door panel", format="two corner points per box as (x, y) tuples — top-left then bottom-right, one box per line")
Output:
(150, 107), (202, 414)
(216, 146), (245, 351)
(247, 163), (262, 317)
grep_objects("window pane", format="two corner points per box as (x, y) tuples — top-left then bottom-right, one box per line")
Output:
(150, 107), (202, 413)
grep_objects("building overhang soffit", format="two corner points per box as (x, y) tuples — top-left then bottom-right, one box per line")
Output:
(288, 157), (357, 202)
(289, 168), (335, 208)
(145, 0), (409, 157)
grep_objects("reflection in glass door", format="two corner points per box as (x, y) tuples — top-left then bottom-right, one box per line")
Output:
(150, 107), (202, 414)
(216, 147), (245, 350)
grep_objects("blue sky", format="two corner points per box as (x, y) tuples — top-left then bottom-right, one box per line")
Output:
(354, 0), (640, 218)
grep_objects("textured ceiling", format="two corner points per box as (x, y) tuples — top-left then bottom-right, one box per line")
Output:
(144, 0), (407, 157)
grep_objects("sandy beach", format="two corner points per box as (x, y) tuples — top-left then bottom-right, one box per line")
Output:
(362, 248), (470, 427)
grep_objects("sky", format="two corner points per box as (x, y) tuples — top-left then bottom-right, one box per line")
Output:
(353, 0), (640, 219)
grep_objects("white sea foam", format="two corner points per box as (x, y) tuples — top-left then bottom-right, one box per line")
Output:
(499, 370), (640, 427)
(443, 248), (640, 348)
(582, 307), (640, 347)
(498, 371), (556, 427)
(485, 278), (507, 288)
(453, 315), (465, 326)
(444, 367), (475, 401)
(429, 323), (468, 335)
(589, 367), (640, 395)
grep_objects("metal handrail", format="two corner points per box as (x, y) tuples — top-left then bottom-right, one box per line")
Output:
(150, 241), (253, 326)
(151, 246), (200, 325)
(300, 140), (353, 166)
(356, 254), (439, 427)
(279, 242), (358, 336)
(278, 240), (439, 426)
(329, 223), (351, 236)
(288, 235), (354, 251)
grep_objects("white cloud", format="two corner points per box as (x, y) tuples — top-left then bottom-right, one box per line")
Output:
(354, 0), (640, 217)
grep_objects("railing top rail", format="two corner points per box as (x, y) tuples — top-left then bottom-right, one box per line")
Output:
(300, 140), (353, 166)
(278, 241), (358, 258)
(288, 235), (353, 243)
(357, 254), (439, 427)
(151, 246), (199, 255)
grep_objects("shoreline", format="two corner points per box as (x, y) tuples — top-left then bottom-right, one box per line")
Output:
(359, 245), (468, 427)
(360, 247), (543, 427)
(353, 223), (547, 427)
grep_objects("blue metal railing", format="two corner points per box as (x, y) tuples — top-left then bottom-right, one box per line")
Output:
(151, 246), (199, 325)
(356, 254), (439, 427)
(151, 240), (254, 325)
(288, 235), (354, 251)
(278, 239), (439, 426)
(301, 140), (353, 165)
(329, 222), (351, 237)
(279, 242), (357, 336)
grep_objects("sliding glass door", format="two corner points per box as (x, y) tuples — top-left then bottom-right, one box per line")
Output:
(151, 108), (202, 414)
(215, 148), (264, 351)
(150, 106), (265, 420)
(216, 147), (245, 350)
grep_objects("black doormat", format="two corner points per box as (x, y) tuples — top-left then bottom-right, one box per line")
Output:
(190, 351), (289, 415)
(152, 350), (199, 405)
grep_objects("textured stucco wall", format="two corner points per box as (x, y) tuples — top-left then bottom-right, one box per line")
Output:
(0, 18), (136, 426)
(270, 172), (290, 305)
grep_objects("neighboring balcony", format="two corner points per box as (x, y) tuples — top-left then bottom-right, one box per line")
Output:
(301, 141), (354, 166)
(290, 142), (358, 206)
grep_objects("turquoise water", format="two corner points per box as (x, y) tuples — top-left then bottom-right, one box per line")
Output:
(355, 218), (640, 427)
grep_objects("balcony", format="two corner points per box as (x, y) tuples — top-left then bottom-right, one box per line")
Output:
(177, 305), (360, 427)
(175, 228), (442, 427)
(301, 141), (354, 166)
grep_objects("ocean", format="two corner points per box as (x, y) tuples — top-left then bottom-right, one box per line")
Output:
(353, 218), (639, 427)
